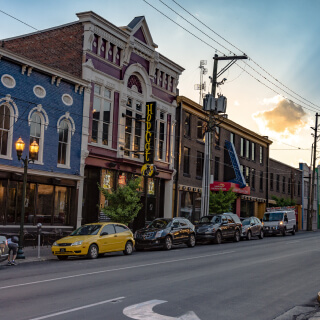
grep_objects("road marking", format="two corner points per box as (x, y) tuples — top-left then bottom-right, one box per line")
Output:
(123, 300), (201, 320)
(28, 296), (125, 320)
(285, 240), (301, 244)
(0, 251), (234, 290)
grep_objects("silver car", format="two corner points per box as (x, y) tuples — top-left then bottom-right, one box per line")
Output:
(0, 236), (9, 263)
(241, 217), (264, 240)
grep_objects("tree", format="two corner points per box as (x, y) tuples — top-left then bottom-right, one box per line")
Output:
(209, 189), (237, 214)
(270, 195), (296, 207)
(99, 177), (143, 226)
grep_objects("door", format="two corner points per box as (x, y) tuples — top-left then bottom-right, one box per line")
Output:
(178, 219), (190, 242)
(220, 216), (229, 238)
(226, 215), (236, 237)
(171, 220), (182, 244)
(114, 224), (131, 251)
(250, 218), (258, 236)
(97, 224), (118, 253)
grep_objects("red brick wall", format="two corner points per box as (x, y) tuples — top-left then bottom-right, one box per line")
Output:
(2, 23), (83, 78)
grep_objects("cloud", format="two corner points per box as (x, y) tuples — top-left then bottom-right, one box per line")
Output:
(234, 100), (240, 106)
(253, 96), (308, 138)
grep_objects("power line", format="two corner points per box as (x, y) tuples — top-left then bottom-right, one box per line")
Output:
(0, 10), (38, 31)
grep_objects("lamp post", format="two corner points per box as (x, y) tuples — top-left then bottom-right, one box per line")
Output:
(15, 137), (39, 259)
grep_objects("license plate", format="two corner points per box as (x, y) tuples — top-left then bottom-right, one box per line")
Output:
(60, 248), (66, 252)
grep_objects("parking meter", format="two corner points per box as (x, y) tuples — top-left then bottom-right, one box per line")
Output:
(37, 223), (42, 258)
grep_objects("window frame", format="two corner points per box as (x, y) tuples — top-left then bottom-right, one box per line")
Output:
(57, 119), (72, 168)
(29, 111), (44, 164)
(0, 103), (13, 159)
(183, 147), (190, 175)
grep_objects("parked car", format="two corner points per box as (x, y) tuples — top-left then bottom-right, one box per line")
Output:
(0, 235), (9, 263)
(262, 210), (296, 236)
(241, 217), (264, 240)
(52, 222), (135, 260)
(134, 218), (196, 251)
(195, 213), (242, 244)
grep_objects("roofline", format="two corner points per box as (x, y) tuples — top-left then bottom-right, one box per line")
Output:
(159, 53), (184, 73)
(1, 21), (80, 42)
(269, 158), (302, 172)
(0, 48), (89, 86)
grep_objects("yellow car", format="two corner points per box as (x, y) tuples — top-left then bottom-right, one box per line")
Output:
(52, 222), (135, 260)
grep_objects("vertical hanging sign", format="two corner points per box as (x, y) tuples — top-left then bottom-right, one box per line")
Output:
(144, 101), (157, 165)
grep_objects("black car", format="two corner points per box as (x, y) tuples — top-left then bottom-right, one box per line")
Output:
(134, 218), (196, 251)
(241, 217), (264, 240)
(195, 214), (242, 244)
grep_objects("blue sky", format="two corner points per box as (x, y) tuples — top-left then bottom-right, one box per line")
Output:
(1, 0), (320, 167)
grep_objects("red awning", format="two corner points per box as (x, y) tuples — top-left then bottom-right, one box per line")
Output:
(210, 181), (250, 195)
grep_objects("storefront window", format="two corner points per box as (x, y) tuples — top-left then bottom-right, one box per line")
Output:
(180, 191), (193, 221)
(118, 172), (127, 186)
(25, 183), (36, 224)
(36, 185), (54, 224)
(6, 181), (17, 224)
(0, 180), (6, 224)
(54, 186), (70, 225)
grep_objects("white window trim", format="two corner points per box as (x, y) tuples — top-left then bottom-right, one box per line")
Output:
(29, 110), (46, 165)
(92, 84), (114, 147)
(1, 74), (16, 89)
(57, 119), (72, 169)
(33, 85), (46, 98)
(156, 116), (167, 162)
(0, 102), (14, 160)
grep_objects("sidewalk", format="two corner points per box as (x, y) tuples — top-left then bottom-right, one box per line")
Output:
(14, 245), (54, 264)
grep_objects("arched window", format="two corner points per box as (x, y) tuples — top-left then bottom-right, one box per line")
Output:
(29, 112), (43, 162)
(0, 104), (11, 157)
(57, 119), (70, 167)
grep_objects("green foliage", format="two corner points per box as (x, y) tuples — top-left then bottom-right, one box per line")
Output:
(98, 177), (143, 226)
(270, 195), (296, 207)
(209, 189), (237, 214)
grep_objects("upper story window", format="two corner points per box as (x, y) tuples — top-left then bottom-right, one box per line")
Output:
(282, 176), (286, 193)
(92, 84), (112, 146)
(240, 138), (245, 157)
(276, 174), (280, 192)
(215, 127), (220, 147)
(183, 147), (190, 175)
(270, 173), (274, 190)
(197, 119), (206, 142)
(230, 132), (235, 145)
(30, 112), (44, 163)
(196, 152), (204, 178)
(251, 142), (255, 161)
(259, 146), (263, 164)
(245, 140), (250, 158)
(298, 180), (301, 196)
(158, 120), (166, 161)
(259, 171), (263, 191)
(251, 168), (255, 189)
(0, 104), (11, 158)
(184, 112), (191, 137)
(57, 120), (70, 167)
(288, 178), (291, 194)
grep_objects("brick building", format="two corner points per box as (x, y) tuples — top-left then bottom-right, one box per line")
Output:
(1, 12), (184, 227)
(0, 48), (88, 232)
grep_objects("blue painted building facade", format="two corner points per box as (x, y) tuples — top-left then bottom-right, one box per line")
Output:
(0, 48), (89, 231)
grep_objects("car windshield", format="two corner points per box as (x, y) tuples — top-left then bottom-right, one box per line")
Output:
(242, 219), (250, 226)
(199, 216), (221, 224)
(263, 213), (283, 222)
(71, 225), (101, 236)
(147, 219), (171, 229)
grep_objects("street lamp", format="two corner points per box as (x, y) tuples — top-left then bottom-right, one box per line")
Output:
(15, 137), (39, 259)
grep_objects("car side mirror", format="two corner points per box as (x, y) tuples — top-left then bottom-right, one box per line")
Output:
(100, 232), (108, 236)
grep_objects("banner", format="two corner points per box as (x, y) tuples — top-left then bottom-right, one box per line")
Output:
(144, 101), (156, 164)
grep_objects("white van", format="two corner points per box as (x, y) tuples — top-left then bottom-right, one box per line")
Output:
(262, 210), (296, 236)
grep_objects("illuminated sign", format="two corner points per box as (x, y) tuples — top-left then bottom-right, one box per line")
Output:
(144, 102), (156, 164)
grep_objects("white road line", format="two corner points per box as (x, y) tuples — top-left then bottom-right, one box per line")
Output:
(28, 297), (125, 320)
(0, 251), (235, 290)
(285, 240), (301, 244)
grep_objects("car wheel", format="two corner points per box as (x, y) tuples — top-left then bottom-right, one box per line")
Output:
(259, 229), (264, 239)
(247, 231), (252, 241)
(163, 236), (173, 250)
(291, 227), (296, 235)
(187, 234), (196, 247)
(123, 241), (133, 255)
(234, 230), (240, 242)
(282, 228), (286, 237)
(57, 255), (68, 260)
(214, 231), (222, 244)
(87, 244), (99, 259)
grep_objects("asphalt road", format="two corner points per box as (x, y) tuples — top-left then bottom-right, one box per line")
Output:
(1, 231), (320, 320)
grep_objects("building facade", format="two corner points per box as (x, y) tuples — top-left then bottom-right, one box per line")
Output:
(1, 12), (184, 228)
(0, 48), (88, 232)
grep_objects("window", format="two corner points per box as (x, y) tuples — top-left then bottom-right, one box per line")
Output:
(240, 138), (245, 157)
(246, 167), (250, 185)
(259, 146), (263, 164)
(124, 97), (143, 158)
(196, 152), (204, 178)
(0, 104), (11, 157)
(230, 132), (235, 145)
(91, 84), (112, 146)
(29, 112), (43, 162)
(288, 178), (291, 194)
(276, 174), (280, 192)
(251, 142), (255, 161)
(215, 157), (220, 181)
(184, 112), (190, 137)
(282, 176), (286, 193)
(197, 119), (205, 141)
(246, 140), (250, 158)
(259, 171), (263, 191)
(101, 224), (115, 235)
(183, 147), (190, 175)
(251, 168), (255, 189)
(298, 181), (301, 196)
(115, 224), (129, 233)
(158, 121), (165, 160)
(270, 173), (274, 190)
(57, 120), (70, 166)
(215, 127), (220, 147)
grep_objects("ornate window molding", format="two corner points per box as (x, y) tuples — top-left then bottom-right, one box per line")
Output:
(33, 85), (46, 98)
(1, 74), (16, 89)
(127, 75), (143, 94)
(57, 112), (75, 136)
(28, 104), (49, 129)
(62, 94), (73, 106)
(0, 95), (19, 122)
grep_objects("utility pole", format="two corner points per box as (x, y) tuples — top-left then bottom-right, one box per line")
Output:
(201, 54), (247, 217)
(308, 113), (319, 231)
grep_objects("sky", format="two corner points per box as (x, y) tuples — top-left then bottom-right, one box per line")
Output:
(1, 0), (320, 168)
